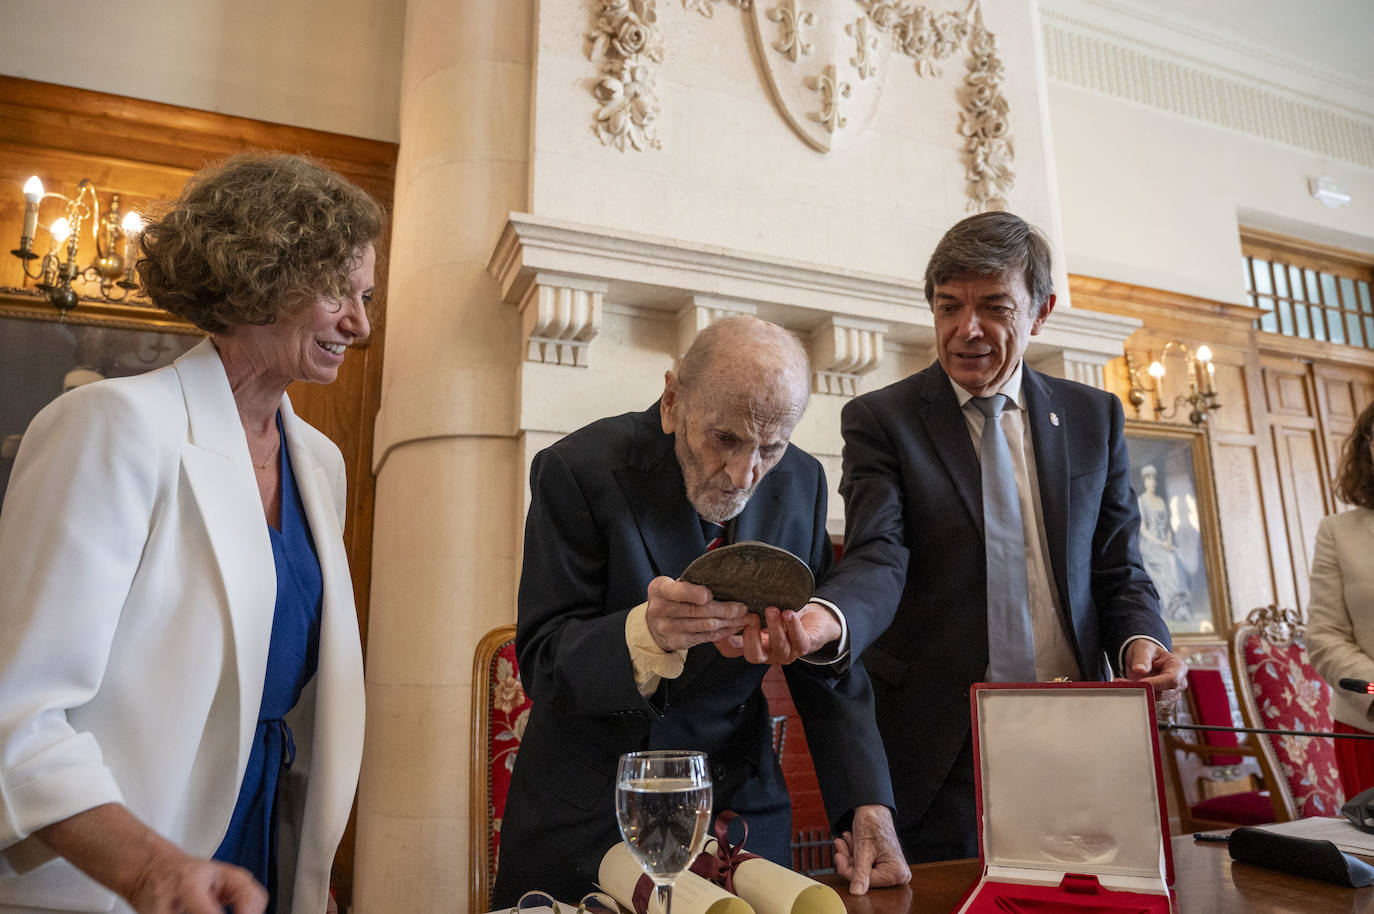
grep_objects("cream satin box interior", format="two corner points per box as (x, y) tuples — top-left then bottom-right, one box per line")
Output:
(955, 682), (1174, 914)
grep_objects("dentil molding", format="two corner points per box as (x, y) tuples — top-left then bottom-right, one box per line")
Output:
(1041, 9), (1374, 169)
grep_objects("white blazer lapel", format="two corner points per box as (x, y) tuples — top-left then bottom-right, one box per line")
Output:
(173, 339), (276, 783)
(280, 399), (365, 864)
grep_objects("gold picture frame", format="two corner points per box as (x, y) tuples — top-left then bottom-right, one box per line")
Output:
(1124, 420), (1231, 639)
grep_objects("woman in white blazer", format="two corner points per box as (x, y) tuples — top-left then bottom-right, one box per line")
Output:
(0, 155), (379, 914)
(1308, 399), (1374, 797)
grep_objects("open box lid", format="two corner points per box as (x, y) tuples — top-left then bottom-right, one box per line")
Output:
(969, 682), (1174, 893)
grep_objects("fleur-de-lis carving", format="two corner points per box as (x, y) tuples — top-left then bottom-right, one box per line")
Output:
(806, 63), (851, 134)
(847, 16), (879, 80)
(768, 0), (815, 63)
(681, 0), (752, 15)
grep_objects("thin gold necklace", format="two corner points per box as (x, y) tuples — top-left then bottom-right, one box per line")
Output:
(252, 439), (281, 470)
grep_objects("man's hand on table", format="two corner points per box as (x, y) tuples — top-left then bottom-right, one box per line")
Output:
(833, 804), (911, 894)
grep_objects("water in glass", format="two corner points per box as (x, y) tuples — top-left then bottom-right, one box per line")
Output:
(615, 749), (712, 914)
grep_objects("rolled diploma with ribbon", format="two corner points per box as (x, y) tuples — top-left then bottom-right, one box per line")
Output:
(598, 842), (753, 914)
(698, 837), (844, 914)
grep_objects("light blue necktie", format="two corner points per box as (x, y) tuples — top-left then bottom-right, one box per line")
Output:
(972, 395), (1037, 682)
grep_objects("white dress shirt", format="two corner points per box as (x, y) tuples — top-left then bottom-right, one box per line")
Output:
(952, 364), (1081, 681)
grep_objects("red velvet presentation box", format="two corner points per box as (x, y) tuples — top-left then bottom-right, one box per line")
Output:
(955, 682), (1175, 914)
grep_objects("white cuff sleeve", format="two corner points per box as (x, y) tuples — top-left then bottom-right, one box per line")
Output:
(799, 598), (849, 665)
(1118, 635), (1169, 674)
(627, 603), (688, 696)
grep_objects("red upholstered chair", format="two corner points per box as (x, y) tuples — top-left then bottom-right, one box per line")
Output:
(1230, 605), (1345, 820)
(470, 624), (532, 913)
(1161, 665), (1278, 831)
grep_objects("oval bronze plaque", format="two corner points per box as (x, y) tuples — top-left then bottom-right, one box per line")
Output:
(679, 540), (814, 615)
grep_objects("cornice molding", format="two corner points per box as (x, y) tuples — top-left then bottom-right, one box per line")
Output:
(488, 212), (926, 329)
(489, 216), (1146, 386)
(1066, 0), (1371, 103)
(1041, 11), (1374, 169)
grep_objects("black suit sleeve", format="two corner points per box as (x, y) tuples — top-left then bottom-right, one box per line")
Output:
(813, 394), (911, 661)
(1090, 395), (1171, 670)
(788, 461), (896, 822)
(515, 446), (651, 715)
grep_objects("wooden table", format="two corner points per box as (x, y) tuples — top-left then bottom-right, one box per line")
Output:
(818, 836), (1374, 913)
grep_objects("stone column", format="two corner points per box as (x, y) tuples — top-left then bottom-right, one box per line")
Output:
(351, 1), (533, 909)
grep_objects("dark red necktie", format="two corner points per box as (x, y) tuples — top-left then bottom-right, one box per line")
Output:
(701, 519), (726, 551)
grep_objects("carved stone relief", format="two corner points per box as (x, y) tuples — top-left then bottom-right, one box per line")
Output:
(586, 0), (664, 151)
(858, 0), (1012, 211)
(681, 0), (752, 17)
(582, 0), (1014, 211)
(749, 0), (889, 153)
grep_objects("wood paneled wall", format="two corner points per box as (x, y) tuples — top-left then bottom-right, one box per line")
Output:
(1074, 274), (1374, 624)
(0, 76), (396, 908)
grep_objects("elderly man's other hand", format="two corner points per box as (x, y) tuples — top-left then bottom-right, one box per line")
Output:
(1119, 638), (1187, 718)
(714, 601), (841, 664)
(645, 576), (750, 652)
(833, 804), (910, 894)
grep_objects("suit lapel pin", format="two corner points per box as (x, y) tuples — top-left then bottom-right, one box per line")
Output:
(1049, 411), (1060, 427)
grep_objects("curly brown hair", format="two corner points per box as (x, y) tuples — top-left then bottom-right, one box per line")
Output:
(1335, 400), (1374, 510)
(137, 153), (384, 333)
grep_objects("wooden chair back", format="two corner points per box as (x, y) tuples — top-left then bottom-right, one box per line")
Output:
(1229, 605), (1345, 820)
(470, 624), (530, 913)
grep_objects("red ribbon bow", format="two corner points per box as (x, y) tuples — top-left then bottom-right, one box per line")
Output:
(629, 811), (760, 913)
(689, 810), (761, 894)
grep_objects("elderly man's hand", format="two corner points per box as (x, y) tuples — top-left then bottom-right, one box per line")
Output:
(644, 576), (750, 652)
(833, 804), (911, 894)
(714, 601), (841, 664)
(1119, 638), (1187, 717)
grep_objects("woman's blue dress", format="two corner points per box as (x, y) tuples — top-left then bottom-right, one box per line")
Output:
(214, 414), (323, 911)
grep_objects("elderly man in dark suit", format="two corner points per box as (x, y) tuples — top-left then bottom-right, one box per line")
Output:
(492, 316), (909, 907)
(814, 211), (1187, 864)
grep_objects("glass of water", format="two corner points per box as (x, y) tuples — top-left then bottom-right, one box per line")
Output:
(615, 750), (712, 914)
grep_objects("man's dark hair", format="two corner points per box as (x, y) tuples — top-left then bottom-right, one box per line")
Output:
(924, 211), (1054, 314)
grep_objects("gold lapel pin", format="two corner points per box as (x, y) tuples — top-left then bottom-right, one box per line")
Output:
(1049, 412), (1060, 427)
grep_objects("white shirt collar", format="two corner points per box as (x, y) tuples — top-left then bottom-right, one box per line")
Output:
(950, 360), (1024, 410)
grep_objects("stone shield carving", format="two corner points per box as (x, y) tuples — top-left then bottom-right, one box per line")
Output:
(749, 0), (891, 153)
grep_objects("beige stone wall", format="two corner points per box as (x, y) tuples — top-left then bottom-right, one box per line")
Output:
(529, 0), (1066, 284)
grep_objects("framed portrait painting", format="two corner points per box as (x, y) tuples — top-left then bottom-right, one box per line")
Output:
(0, 291), (202, 507)
(1124, 421), (1230, 638)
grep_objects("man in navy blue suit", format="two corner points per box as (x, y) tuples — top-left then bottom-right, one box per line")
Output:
(814, 212), (1187, 863)
(492, 316), (909, 907)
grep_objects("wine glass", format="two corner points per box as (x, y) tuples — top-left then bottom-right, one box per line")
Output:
(615, 750), (712, 914)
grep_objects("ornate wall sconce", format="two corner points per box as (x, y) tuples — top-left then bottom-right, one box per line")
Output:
(11, 176), (143, 313)
(1124, 340), (1221, 427)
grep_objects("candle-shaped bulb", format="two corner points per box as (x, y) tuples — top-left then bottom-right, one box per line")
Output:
(1148, 361), (1165, 380)
(1196, 344), (1213, 363)
(50, 217), (71, 244)
(121, 211), (143, 235)
(17, 176), (44, 255)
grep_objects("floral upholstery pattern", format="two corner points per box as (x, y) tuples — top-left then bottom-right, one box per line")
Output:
(1241, 631), (1344, 817)
(486, 639), (532, 887)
